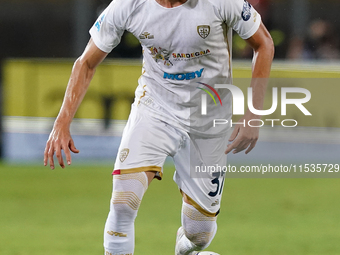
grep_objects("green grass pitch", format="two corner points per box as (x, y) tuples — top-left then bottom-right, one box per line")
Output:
(0, 163), (340, 255)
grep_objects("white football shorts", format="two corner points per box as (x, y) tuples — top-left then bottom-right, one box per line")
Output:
(113, 102), (228, 216)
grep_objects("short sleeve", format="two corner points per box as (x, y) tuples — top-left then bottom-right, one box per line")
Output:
(224, 0), (261, 39)
(89, 0), (126, 53)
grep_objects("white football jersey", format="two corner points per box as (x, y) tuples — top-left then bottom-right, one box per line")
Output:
(90, 0), (261, 137)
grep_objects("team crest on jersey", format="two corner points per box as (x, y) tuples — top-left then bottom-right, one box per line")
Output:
(197, 25), (210, 39)
(242, 0), (252, 21)
(119, 148), (129, 162)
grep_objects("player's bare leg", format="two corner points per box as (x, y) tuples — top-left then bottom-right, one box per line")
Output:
(103, 171), (156, 255)
(175, 193), (217, 255)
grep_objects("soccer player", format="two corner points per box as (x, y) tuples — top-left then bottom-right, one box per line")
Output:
(44, 0), (274, 254)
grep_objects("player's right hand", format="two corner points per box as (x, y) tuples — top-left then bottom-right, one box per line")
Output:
(44, 126), (79, 170)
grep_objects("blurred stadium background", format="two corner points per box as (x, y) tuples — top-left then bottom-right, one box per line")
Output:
(0, 0), (340, 255)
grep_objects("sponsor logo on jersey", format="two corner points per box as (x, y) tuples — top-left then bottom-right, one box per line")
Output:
(163, 68), (204, 81)
(139, 32), (154, 39)
(149, 46), (173, 66)
(119, 148), (129, 162)
(95, 14), (105, 31)
(242, 0), (252, 21)
(197, 25), (210, 39)
(172, 49), (211, 60)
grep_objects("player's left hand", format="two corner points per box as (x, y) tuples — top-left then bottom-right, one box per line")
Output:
(225, 113), (260, 154)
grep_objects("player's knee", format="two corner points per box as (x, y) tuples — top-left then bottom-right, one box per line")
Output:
(110, 172), (148, 219)
(183, 218), (217, 249)
(184, 227), (215, 250)
(181, 202), (218, 250)
(111, 190), (141, 218)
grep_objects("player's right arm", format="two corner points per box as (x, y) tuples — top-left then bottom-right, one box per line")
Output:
(44, 39), (108, 169)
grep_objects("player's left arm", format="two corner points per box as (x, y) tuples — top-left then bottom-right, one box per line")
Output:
(226, 22), (274, 154)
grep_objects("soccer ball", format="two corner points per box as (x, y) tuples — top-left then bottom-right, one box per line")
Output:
(195, 252), (220, 255)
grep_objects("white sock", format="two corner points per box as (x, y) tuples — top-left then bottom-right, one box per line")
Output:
(103, 172), (148, 255)
(176, 202), (217, 255)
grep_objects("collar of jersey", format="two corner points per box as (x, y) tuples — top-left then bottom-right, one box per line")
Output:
(152, 0), (190, 10)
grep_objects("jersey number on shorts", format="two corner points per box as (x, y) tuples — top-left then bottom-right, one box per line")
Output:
(208, 171), (225, 197)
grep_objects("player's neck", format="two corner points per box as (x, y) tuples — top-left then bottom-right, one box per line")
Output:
(155, 0), (188, 8)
